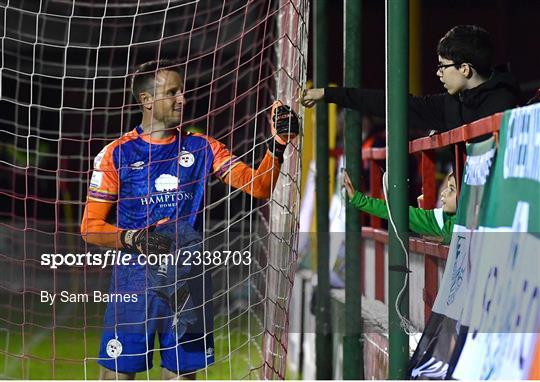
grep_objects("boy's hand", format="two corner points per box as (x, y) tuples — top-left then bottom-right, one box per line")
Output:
(343, 171), (356, 200)
(299, 88), (324, 108)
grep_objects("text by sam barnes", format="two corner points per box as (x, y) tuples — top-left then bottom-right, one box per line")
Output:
(40, 291), (137, 305)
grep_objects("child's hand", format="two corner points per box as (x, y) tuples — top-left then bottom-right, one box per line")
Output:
(343, 170), (356, 200)
(417, 194), (424, 209)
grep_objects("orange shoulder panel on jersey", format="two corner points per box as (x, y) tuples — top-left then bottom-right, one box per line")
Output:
(191, 133), (281, 199)
(191, 132), (241, 178)
(87, 129), (138, 202)
(81, 129), (138, 248)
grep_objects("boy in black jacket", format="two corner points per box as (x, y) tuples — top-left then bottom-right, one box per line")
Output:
(301, 25), (520, 135)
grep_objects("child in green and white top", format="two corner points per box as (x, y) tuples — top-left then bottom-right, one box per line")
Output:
(343, 171), (457, 244)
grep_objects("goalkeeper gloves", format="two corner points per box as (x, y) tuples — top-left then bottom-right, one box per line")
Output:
(121, 220), (200, 339)
(120, 226), (173, 255)
(151, 220), (200, 340)
(267, 100), (300, 163)
(170, 281), (197, 341)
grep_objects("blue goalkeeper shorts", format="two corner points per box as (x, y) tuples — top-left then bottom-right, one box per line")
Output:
(97, 290), (214, 374)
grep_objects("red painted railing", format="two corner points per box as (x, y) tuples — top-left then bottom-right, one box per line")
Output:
(360, 112), (503, 323)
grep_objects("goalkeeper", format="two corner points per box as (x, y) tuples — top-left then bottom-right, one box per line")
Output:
(80, 59), (299, 379)
(343, 171), (457, 244)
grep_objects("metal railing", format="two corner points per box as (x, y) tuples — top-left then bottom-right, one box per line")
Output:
(360, 112), (503, 324)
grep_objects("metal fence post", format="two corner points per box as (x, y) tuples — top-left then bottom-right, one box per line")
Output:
(387, 0), (410, 378)
(315, 0), (332, 378)
(343, 0), (364, 379)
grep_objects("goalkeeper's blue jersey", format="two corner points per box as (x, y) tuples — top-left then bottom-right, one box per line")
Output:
(88, 125), (238, 230)
(87, 124), (279, 373)
(88, 125), (238, 292)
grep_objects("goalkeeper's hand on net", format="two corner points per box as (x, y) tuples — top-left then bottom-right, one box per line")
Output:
(267, 100), (300, 163)
(120, 226), (173, 254)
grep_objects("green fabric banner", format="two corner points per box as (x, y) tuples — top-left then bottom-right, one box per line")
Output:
(408, 137), (497, 379)
(453, 103), (540, 379)
(410, 103), (540, 379)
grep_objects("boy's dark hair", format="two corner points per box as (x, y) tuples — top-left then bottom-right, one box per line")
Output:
(131, 59), (182, 103)
(437, 25), (494, 78)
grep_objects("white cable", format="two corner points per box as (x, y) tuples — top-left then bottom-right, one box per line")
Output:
(384, 1), (418, 337)
(382, 172), (418, 336)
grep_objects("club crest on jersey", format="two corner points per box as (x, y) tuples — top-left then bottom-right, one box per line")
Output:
(179, 151), (195, 168)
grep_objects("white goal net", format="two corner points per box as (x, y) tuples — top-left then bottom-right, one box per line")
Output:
(0, 0), (308, 379)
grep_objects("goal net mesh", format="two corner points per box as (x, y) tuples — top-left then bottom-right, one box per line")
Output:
(0, 0), (308, 379)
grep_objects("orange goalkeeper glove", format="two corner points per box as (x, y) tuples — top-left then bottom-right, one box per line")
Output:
(267, 101), (299, 163)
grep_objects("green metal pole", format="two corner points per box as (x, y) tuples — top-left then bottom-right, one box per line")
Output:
(387, 0), (410, 379)
(343, 0), (364, 379)
(314, 0), (332, 379)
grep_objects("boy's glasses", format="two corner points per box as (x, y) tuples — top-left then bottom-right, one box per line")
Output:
(436, 62), (458, 73)
(437, 62), (474, 74)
